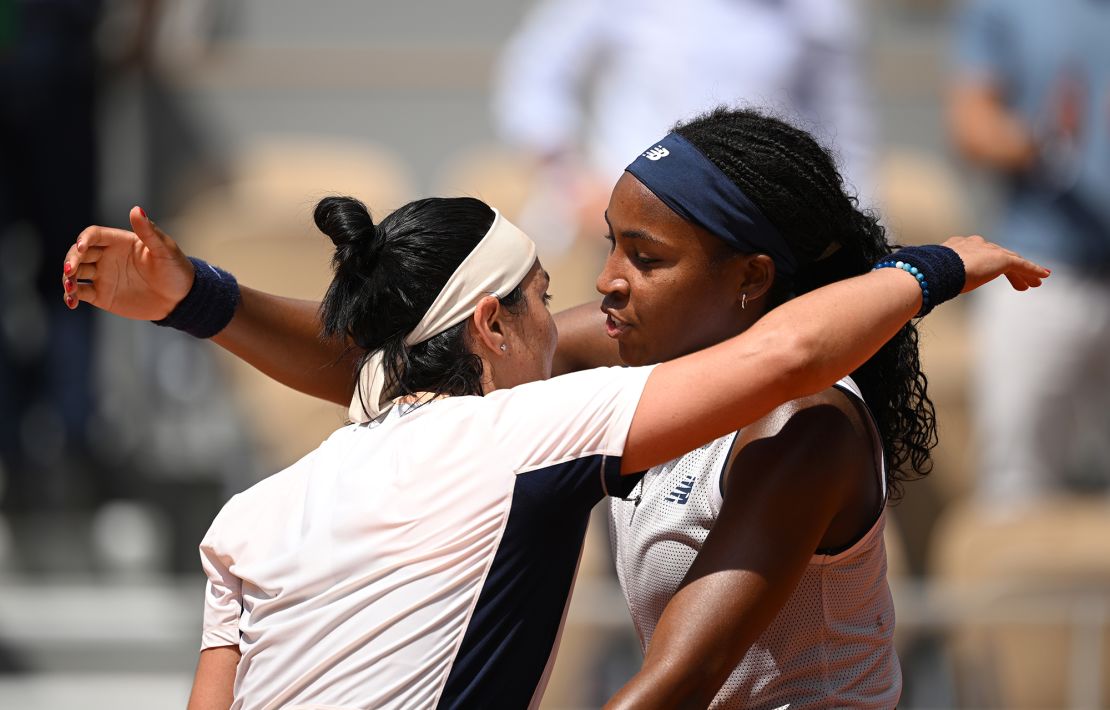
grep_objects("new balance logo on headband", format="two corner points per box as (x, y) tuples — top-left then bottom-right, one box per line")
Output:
(643, 146), (669, 161)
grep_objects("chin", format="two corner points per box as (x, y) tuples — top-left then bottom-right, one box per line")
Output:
(617, 342), (651, 367)
(621, 337), (686, 367)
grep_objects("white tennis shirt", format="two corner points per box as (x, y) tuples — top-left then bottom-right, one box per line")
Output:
(199, 365), (654, 710)
(610, 377), (901, 708)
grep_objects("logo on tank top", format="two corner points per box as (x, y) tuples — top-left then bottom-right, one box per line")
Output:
(643, 146), (670, 161)
(664, 474), (696, 504)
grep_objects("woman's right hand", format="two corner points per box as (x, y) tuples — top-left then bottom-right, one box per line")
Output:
(942, 234), (1051, 293)
(62, 206), (195, 321)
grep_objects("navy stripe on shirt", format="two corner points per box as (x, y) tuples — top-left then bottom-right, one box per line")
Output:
(438, 454), (637, 708)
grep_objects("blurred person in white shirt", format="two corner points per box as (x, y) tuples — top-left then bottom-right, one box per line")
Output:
(492, 0), (875, 256)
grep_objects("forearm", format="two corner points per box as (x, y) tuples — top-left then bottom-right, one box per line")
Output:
(753, 268), (921, 400)
(623, 267), (920, 472)
(211, 285), (359, 406)
(608, 580), (796, 709)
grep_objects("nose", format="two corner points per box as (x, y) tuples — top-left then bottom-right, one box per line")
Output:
(596, 256), (630, 301)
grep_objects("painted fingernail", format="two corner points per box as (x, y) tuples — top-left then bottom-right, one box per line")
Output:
(64, 262), (72, 275)
(139, 206), (149, 220)
(64, 279), (73, 292)
(66, 295), (75, 307)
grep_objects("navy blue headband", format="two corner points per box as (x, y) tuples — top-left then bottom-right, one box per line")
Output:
(625, 133), (797, 276)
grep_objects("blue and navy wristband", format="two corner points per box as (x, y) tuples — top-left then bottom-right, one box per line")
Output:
(873, 245), (965, 317)
(153, 257), (241, 338)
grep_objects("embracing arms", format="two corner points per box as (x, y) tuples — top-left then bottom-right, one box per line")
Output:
(619, 238), (1047, 474)
(62, 208), (357, 403)
(62, 208), (616, 405)
(64, 211), (1047, 477)
(63, 211), (1047, 477)
(210, 286), (357, 404)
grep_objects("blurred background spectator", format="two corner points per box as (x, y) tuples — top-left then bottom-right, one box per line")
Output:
(949, 0), (1110, 509)
(930, 2), (1110, 708)
(492, 0), (874, 305)
(0, 1), (1107, 708)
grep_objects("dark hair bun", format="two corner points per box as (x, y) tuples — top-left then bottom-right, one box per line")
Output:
(318, 195), (501, 403)
(315, 195), (382, 275)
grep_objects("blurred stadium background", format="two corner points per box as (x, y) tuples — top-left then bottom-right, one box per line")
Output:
(1, 0), (1108, 708)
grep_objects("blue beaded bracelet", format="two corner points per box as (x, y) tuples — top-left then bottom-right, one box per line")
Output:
(872, 245), (965, 317)
(153, 257), (241, 338)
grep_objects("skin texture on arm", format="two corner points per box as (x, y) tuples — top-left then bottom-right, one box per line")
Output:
(620, 236), (1048, 474)
(186, 645), (240, 710)
(210, 285), (358, 405)
(606, 390), (877, 709)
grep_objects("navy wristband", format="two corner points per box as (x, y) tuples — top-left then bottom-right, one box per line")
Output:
(873, 245), (965, 317)
(153, 257), (241, 338)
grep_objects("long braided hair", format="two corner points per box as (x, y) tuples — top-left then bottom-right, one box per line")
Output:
(675, 107), (936, 499)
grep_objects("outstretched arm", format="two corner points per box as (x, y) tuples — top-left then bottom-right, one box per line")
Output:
(64, 207), (618, 395)
(621, 237), (1048, 474)
(211, 286), (358, 405)
(62, 207), (361, 405)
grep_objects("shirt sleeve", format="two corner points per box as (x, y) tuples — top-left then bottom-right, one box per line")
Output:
(484, 365), (656, 495)
(198, 503), (244, 650)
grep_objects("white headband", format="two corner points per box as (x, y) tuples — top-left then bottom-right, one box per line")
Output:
(349, 208), (537, 423)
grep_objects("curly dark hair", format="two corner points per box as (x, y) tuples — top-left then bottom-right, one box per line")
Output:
(675, 107), (936, 499)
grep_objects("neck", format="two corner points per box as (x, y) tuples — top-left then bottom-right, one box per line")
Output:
(394, 391), (449, 406)
(478, 354), (506, 395)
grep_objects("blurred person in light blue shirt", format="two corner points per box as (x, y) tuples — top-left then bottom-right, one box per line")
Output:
(949, 0), (1110, 507)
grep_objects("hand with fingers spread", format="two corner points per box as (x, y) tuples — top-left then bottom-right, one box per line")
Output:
(942, 234), (1051, 292)
(62, 206), (195, 320)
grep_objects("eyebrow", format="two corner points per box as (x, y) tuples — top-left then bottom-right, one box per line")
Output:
(604, 211), (667, 246)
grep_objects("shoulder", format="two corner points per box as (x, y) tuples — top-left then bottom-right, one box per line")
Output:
(733, 384), (870, 453)
(482, 365), (655, 429)
(202, 444), (326, 548)
(722, 384), (874, 498)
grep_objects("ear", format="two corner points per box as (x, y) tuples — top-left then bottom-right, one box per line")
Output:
(469, 295), (508, 356)
(736, 254), (775, 304)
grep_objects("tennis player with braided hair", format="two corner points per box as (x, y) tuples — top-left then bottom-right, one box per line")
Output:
(591, 107), (953, 708)
(520, 106), (964, 708)
(64, 118), (1045, 710)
